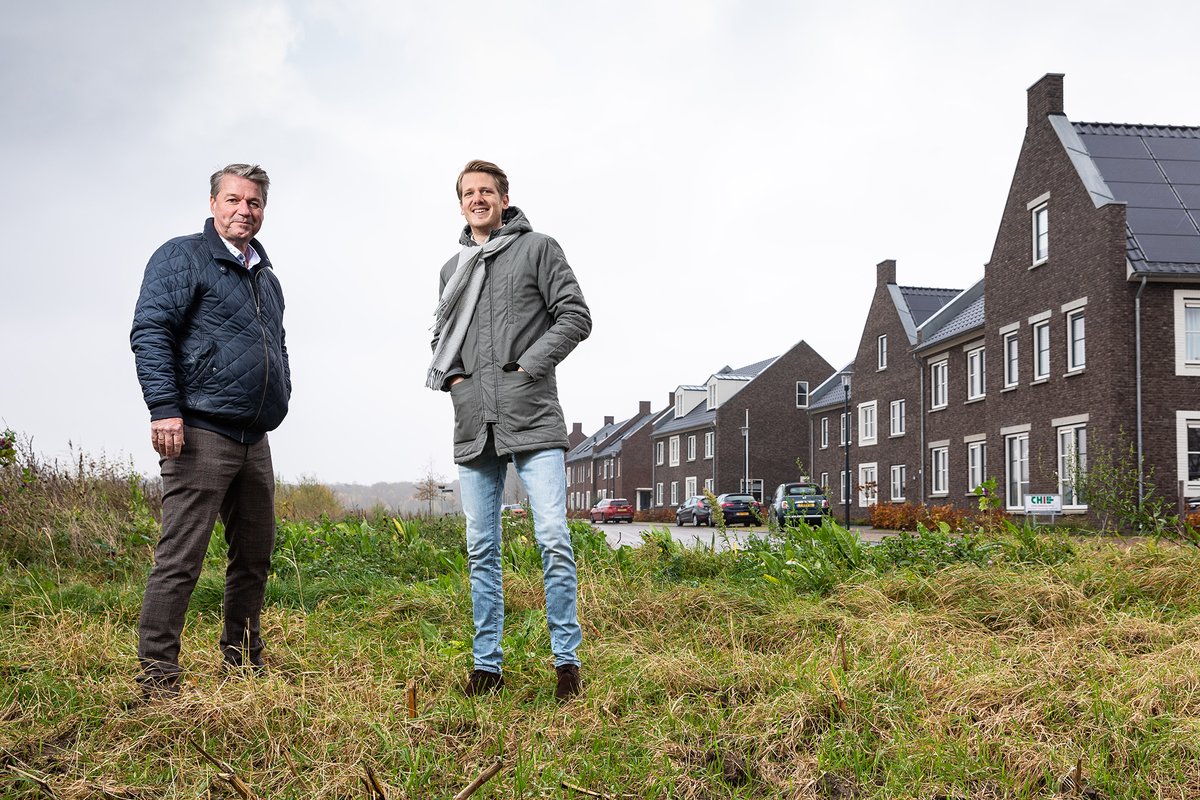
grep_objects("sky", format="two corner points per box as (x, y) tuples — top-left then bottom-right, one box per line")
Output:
(2, 0), (1197, 486)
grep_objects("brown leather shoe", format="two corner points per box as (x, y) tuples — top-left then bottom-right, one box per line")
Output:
(463, 669), (504, 697)
(554, 664), (581, 701)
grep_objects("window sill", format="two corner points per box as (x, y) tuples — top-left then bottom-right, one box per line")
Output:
(930, 492), (949, 498)
(1001, 385), (1018, 393)
(1029, 378), (1049, 386)
(929, 406), (947, 413)
(859, 440), (877, 447)
(889, 432), (906, 438)
(1029, 258), (1048, 270)
(965, 396), (986, 404)
(1063, 368), (1085, 378)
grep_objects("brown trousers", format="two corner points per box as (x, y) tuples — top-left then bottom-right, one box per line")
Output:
(137, 426), (276, 685)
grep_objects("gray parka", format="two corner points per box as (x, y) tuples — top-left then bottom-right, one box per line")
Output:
(436, 207), (591, 463)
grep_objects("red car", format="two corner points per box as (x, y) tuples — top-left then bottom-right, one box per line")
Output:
(589, 498), (634, 524)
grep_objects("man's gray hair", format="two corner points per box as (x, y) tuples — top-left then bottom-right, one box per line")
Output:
(210, 163), (270, 204)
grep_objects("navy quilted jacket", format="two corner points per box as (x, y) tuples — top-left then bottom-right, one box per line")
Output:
(131, 218), (290, 443)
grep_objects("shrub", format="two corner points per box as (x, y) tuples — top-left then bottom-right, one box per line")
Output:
(635, 506), (676, 524)
(275, 475), (345, 521)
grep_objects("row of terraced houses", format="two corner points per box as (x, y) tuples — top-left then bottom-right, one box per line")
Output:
(565, 74), (1200, 522)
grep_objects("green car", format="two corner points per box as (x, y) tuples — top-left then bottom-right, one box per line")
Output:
(771, 482), (831, 527)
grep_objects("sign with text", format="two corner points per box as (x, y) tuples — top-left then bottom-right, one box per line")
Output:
(1023, 493), (1062, 514)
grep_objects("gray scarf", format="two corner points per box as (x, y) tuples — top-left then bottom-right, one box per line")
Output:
(426, 233), (518, 390)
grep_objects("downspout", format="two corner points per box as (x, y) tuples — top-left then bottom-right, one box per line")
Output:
(1135, 275), (1148, 508)
(916, 352), (926, 504)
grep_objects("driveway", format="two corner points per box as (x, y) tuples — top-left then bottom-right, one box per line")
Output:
(595, 521), (892, 551)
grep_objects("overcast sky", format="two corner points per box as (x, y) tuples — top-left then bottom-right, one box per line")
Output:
(2, 0), (1196, 485)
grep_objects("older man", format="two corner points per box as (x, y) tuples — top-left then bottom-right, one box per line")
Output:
(131, 163), (290, 698)
(429, 159), (591, 700)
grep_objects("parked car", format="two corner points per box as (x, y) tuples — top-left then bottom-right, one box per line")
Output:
(714, 493), (762, 527)
(590, 498), (634, 524)
(771, 482), (830, 527)
(500, 503), (526, 518)
(675, 495), (712, 527)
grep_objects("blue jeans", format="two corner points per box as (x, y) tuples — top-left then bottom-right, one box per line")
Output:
(458, 444), (581, 672)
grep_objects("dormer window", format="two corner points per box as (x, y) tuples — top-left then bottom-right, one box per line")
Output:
(707, 383), (717, 410)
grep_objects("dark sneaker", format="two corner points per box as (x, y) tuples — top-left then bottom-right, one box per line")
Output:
(136, 675), (181, 703)
(463, 669), (504, 697)
(222, 653), (266, 674)
(554, 664), (581, 701)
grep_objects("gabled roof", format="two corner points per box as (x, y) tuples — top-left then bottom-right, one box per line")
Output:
(594, 409), (658, 458)
(888, 285), (963, 344)
(713, 356), (778, 381)
(565, 417), (629, 463)
(1053, 118), (1200, 276)
(653, 400), (715, 436)
(915, 278), (986, 351)
(806, 363), (854, 412)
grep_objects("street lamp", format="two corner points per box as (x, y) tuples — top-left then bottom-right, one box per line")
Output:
(841, 371), (852, 529)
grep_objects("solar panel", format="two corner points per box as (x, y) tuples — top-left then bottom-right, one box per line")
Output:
(1181, 186), (1200, 210)
(1106, 181), (1182, 209)
(1159, 160), (1200, 185)
(1145, 137), (1200, 161)
(1078, 134), (1148, 158)
(1092, 156), (1165, 183)
(1127, 207), (1196, 235)
(1136, 233), (1200, 263)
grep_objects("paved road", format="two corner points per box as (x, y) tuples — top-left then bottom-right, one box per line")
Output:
(594, 520), (891, 550)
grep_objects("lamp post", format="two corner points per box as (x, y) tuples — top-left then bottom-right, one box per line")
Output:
(841, 371), (852, 529)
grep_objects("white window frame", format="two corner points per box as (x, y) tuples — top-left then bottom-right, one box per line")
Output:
(930, 446), (949, 496)
(1066, 308), (1085, 373)
(840, 470), (849, 505)
(1032, 321), (1050, 382)
(686, 434), (696, 462)
(968, 440), (987, 493)
(1003, 330), (1019, 389)
(704, 431), (714, 459)
(890, 399), (905, 436)
(685, 476), (697, 498)
(1058, 423), (1087, 509)
(966, 347), (986, 401)
(889, 464), (906, 502)
(1005, 432), (1030, 511)
(656, 482), (663, 506)
(878, 334), (888, 370)
(858, 401), (877, 446)
(656, 440), (664, 466)
(795, 381), (810, 409)
(820, 472), (830, 495)
(820, 417), (829, 449)
(669, 435), (680, 467)
(1176, 291), (1200, 376)
(706, 383), (717, 411)
(840, 413), (849, 446)
(1178, 412), (1200, 497)
(930, 359), (948, 410)
(858, 463), (877, 507)
(1029, 193), (1049, 266)
(703, 477), (714, 493)
(670, 481), (678, 505)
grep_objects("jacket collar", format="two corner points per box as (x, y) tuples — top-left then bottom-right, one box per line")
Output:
(204, 217), (272, 270)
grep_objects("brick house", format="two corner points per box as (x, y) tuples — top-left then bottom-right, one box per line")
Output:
(565, 415), (619, 513)
(651, 341), (833, 508)
(805, 263), (959, 520)
(912, 73), (1200, 516)
(591, 400), (665, 512)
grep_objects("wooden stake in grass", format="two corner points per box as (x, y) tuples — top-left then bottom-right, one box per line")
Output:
(406, 678), (418, 719)
(453, 759), (505, 800)
(828, 668), (848, 715)
(834, 632), (850, 672)
(562, 780), (609, 798)
(188, 736), (258, 800)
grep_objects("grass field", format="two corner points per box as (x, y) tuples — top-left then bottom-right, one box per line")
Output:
(3, 460), (1200, 798)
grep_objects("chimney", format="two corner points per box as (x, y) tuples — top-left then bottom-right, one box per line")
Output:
(1027, 73), (1065, 126)
(604, 415), (614, 426)
(639, 400), (651, 415)
(877, 259), (896, 286)
(568, 421), (586, 449)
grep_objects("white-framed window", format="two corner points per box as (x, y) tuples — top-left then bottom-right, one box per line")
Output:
(820, 472), (830, 495)
(840, 413), (849, 446)
(1066, 309), (1085, 372)
(656, 441), (664, 466)
(1030, 194), (1049, 265)
(686, 434), (696, 462)
(1005, 433), (1030, 510)
(858, 401), (877, 446)
(931, 359), (948, 409)
(704, 477), (714, 493)
(706, 383), (717, 411)
(704, 431), (714, 459)
(967, 347), (986, 401)
(889, 464), (906, 502)
(1033, 321), (1050, 381)
(968, 440), (987, 493)
(858, 463), (877, 507)
(670, 481), (678, 505)
(796, 381), (810, 409)
(685, 476), (697, 498)
(1178, 412), (1200, 497)
(840, 470), (849, 504)
(669, 436), (680, 467)
(878, 334), (888, 370)
(1058, 423), (1087, 508)
(1003, 330), (1019, 389)
(890, 399), (905, 436)
(656, 482), (663, 506)
(820, 417), (829, 449)
(617, 457), (621, 477)
(1177, 291), (1200, 376)
(586, 490), (591, 508)
(740, 478), (764, 503)
(930, 446), (948, 496)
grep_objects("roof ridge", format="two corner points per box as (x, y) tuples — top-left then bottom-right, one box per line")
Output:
(1073, 121), (1200, 137)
